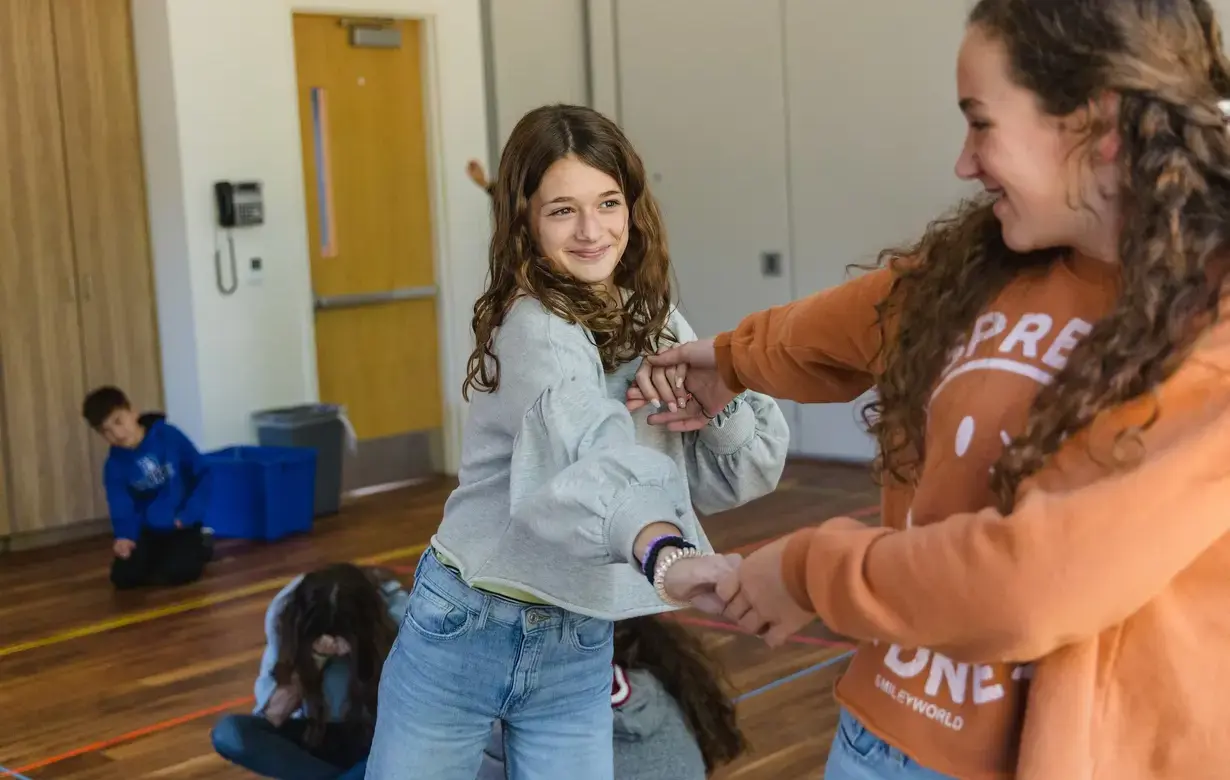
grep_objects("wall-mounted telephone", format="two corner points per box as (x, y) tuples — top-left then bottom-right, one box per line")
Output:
(214, 181), (265, 228)
(212, 180), (263, 297)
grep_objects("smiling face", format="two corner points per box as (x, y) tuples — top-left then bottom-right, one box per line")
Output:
(529, 154), (629, 291)
(953, 25), (1119, 258)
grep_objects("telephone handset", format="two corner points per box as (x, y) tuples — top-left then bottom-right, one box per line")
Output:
(212, 180), (263, 296)
(214, 181), (265, 228)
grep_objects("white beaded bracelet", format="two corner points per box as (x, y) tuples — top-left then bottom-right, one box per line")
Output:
(653, 546), (702, 607)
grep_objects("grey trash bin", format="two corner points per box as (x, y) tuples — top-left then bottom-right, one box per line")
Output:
(252, 404), (347, 517)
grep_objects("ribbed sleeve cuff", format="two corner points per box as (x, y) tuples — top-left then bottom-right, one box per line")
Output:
(698, 394), (754, 455)
(607, 484), (685, 564)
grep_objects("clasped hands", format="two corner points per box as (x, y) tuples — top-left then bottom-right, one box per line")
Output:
(662, 538), (816, 648)
(637, 339), (816, 647)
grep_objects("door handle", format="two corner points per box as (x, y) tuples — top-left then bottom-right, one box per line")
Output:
(314, 285), (437, 311)
(760, 251), (783, 278)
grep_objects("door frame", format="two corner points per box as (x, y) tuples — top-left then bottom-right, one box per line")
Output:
(290, 1), (489, 474)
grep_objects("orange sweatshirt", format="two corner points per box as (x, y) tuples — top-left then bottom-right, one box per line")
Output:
(714, 254), (1123, 779)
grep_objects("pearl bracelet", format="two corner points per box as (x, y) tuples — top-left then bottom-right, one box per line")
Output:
(653, 546), (702, 607)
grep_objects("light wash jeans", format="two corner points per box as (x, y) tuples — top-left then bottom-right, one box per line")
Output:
(364, 548), (615, 780)
(824, 709), (958, 780)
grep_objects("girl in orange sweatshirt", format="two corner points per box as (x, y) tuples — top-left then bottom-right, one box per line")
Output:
(631, 1), (1230, 778)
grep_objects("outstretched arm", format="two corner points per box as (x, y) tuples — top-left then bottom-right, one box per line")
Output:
(644, 268), (891, 409)
(726, 376), (1230, 659)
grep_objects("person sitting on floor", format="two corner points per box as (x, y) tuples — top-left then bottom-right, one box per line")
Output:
(477, 615), (748, 779)
(82, 385), (214, 590)
(211, 563), (408, 780)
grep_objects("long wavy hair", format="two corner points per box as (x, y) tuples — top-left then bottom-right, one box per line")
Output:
(614, 617), (747, 773)
(463, 104), (674, 399)
(271, 564), (399, 747)
(865, 0), (1230, 509)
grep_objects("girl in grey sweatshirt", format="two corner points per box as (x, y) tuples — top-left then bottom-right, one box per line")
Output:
(365, 104), (788, 780)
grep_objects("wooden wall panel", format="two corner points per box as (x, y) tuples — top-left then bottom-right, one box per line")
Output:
(0, 0), (97, 532)
(51, 0), (164, 516)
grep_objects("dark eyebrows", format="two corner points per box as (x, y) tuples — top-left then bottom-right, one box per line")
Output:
(958, 97), (983, 113)
(544, 190), (624, 205)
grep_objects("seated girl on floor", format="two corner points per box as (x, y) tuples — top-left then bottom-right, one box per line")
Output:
(210, 563), (407, 780)
(477, 615), (748, 780)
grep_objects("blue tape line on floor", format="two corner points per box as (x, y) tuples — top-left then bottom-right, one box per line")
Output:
(735, 649), (855, 703)
(0, 765), (34, 780)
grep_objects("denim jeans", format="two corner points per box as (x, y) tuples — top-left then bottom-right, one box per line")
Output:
(211, 715), (369, 779)
(364, 548), (615, 780)
(824, 709), (957, 779)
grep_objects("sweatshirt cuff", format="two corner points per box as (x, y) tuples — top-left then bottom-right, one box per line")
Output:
(782, 528), (816, 610)
(607, 484), (687, 565)
(713, 332), (749, 395)
(698, 394), (754, 456)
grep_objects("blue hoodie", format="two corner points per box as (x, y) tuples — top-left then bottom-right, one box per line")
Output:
(104, 416), (211, 541)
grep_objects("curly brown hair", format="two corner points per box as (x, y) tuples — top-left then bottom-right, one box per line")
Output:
(861, 196), (1060, 487)
(614, 617), (747, 773)
(865, 0), (1230, 509)
(463, 104), (674, 399)
(272, 564), (399, 748)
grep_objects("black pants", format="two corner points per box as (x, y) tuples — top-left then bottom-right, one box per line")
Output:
(110, 524), (209, 590)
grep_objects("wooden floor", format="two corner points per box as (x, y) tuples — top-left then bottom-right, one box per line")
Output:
(0, 460), (878, 779)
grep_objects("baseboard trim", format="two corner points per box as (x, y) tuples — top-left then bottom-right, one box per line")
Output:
(345, 476), (433, 500)
(2, 517), (111, 553)
(342, 430), (439, 493)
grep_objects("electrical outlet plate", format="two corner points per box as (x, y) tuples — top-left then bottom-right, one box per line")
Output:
(248, 256), (265, 286)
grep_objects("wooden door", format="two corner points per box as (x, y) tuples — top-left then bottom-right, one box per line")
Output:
(0, 0), (97, 532)
(51, 0), (164, 516)
(292, 15), (443, 451)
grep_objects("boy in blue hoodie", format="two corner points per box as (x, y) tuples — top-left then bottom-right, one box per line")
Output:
(82, 386), (214, 590)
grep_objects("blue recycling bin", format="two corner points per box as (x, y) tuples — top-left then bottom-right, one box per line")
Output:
(204, 446), (317, 541)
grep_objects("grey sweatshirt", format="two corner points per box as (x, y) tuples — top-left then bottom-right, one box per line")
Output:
(432, 297), (789, 619)
(477, 667), (707, 780)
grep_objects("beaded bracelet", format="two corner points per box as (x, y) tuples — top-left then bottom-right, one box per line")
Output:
(653, 546), (702, 607)
(641, 535), (694, 586)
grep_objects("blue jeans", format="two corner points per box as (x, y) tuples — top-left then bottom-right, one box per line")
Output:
(211, 715), (369, 779)
(824, 709), (957, 779)
(364, 548), (615, 780)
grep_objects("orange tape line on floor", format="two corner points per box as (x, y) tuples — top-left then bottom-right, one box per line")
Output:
(7, 696), (255, 775)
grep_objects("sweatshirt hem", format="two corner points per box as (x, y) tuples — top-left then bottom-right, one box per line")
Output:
(430, 538), (681, 621)
(834, 688), (1014, 780)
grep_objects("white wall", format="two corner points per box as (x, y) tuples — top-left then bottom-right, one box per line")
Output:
(586, 0), (975, 462)
(783, 0), (974, 460)
(131, 0), (491, 472)
(483, 0), (589, 157)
